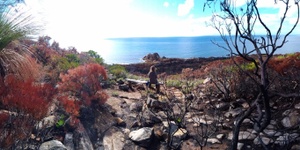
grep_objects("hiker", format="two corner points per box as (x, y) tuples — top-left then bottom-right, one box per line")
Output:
(147, 65), (160, 93)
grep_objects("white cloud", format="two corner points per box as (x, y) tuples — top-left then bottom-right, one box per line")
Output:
(177, 0), (194, 16)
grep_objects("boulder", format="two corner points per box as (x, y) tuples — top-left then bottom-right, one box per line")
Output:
(129, 127), (154, 147)
(73, 122), (94, 150)
(143, 53), (161, 62)
(39, 140), (67, 150)
(140, 109), (162, 126)
(130, 101), (143, 112)
(64, 133), (75, 150)
(103, 127), (126, 150)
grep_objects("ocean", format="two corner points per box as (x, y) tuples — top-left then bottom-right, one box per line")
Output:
(97, 35), (300, 64)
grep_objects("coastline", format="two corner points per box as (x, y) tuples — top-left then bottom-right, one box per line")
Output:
(121, 55), (229, 75)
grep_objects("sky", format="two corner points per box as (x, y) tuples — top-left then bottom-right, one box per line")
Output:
(16, 0), (300, 52)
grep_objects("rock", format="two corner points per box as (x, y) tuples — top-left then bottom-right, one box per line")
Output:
(125, 115), (139, 128)
(64, 133), (74, 150)
(275, 133), (299, 146)
(130, 101), (143, 112)
(115, 117), (126, 127)
(215, 102), (230, 111)
(143, 53), (161, 62)
(291, 144), (300, 150)
(216, 134), (225, 140)
(295, 103), (300, 109)
(140, 109), (162, 126)
(129, 127), (154, 147)
(39, 140), (67, 150)
(207, 138), (221, 144)
(73, 122), (94, 150)
(147, 98), (169, 111)
(203, 77), (211, 84)
(171, 128), (188, 148)
(253, 136), (272, 145)
(103, 127), (126, 150)
(37, 115), (56, 130)
(227, 130), (257, 140)
(262, 129), (282, 137)
(281, 111), (300, 128)
(119, 84), (130, 92)
(224, 108), (243, 118)
(237, 143), (244, 150)
(189, 116), (214, 125)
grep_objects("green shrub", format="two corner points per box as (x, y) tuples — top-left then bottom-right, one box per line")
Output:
(108, 64), (127, 79)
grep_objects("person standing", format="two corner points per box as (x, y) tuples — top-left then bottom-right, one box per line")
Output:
(147, 65), (160, 94)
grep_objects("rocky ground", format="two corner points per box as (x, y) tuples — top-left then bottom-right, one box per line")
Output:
(32, 55), (300, 150)
(36, 79), (300, 150)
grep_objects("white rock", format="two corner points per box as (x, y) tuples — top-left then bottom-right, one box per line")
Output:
(295, 103), (300, 109)
(129, 127), (153, 142)
(216, 134), (225, 139)
(207, 138), (221, 144)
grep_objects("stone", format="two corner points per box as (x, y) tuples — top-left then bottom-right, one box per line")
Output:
(224, 108), (243, 118)
(64, 133), (74, 150)
(216, 134), (225, 140)
(129, 101), (143, 112)
(203, 77), (211, 84)
(253, 136), (272, 145)
(291, 144), (300, 150)
(119, 84), (130, 92)
(103, 127), (126, 150)
(73, 123), (94, 150)
(171, 128), (188, 148)
(129, 127), (154, 147)
(115, 117), (126, 127)
(207, 138), (221, 144)
(143, 53), (161, 62)
(281, 111), (300, 128)
(36, 115), (56, 130)
(295, 103), (300, 109)
(262, 129), (282, 137)
(228, 130), (257, 140)
(237, 143), (244, 150)
(140, 109), (162, 126)
(39, 140), (67, 150)
(215, 102), (230, 111)
(275, 133), (299, 146)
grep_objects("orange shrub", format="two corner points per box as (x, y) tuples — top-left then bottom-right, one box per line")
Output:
(58, 63), (108, 113)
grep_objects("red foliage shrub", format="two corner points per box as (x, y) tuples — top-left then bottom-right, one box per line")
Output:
(57, 96), (80, 117)
(58, 63), (108, 113)
(1, 74), (55, 120)
(0, 75), (55, 148)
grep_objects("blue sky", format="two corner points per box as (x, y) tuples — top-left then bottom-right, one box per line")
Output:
(19, 0), (300, 51)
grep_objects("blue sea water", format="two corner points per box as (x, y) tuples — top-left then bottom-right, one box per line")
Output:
(97, 35), (300, 64)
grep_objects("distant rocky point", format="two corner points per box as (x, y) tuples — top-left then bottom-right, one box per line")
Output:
(143, 53), (164, 62)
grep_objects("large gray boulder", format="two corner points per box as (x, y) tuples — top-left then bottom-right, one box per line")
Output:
(39, 140), (67, 150)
